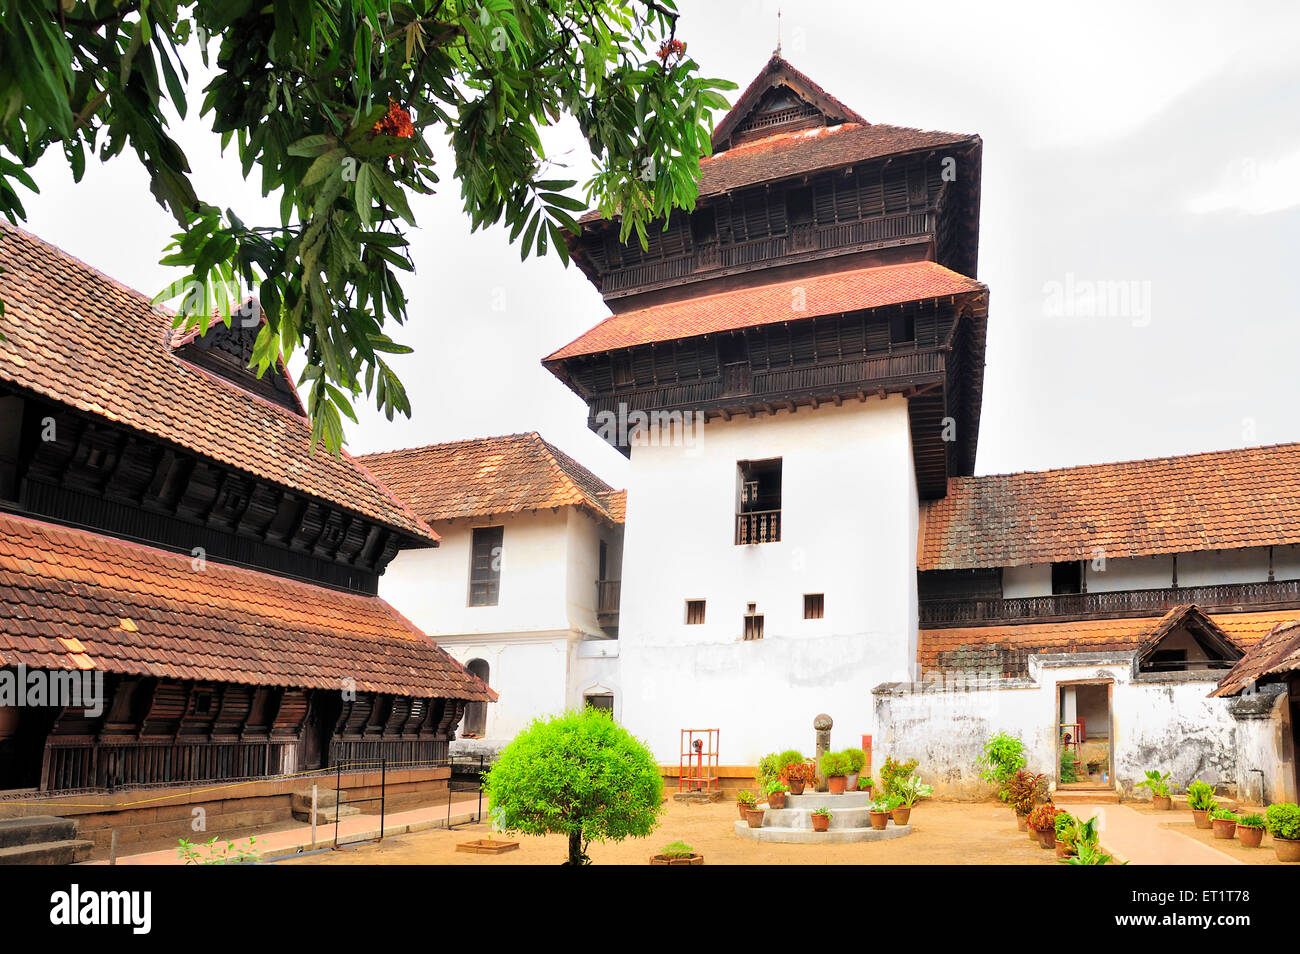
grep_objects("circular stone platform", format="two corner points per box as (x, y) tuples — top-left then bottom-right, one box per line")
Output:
(733, 791), (913, 844)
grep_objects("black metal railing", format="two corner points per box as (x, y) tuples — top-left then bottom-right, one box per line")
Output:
(919, 578), (1300, 627)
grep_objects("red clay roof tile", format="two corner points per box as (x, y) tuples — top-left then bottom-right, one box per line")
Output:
(0, 512), (492, 700)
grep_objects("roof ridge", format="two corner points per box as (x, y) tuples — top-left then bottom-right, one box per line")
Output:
(357, 431), (541, 462)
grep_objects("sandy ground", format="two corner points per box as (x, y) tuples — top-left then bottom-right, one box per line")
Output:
(280, 798), (1064, 865)
(1125, 800), (1284, 865)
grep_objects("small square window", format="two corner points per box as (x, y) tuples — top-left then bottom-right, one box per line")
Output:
(685, 600), (706, 625)
(743, 604), (764, 641)
(804, 594), (824, 619)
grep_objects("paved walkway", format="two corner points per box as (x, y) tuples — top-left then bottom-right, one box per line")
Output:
(1068, 803), (1242, 865)
(88, 796), (485, 865)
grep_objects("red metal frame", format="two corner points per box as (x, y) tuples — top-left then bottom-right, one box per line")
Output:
(678, 729), (720, 792)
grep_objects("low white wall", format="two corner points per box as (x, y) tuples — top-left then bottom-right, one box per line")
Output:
(874, 655), (1242, 799)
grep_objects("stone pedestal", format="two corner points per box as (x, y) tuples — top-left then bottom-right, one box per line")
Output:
(813, 713), (833, 792)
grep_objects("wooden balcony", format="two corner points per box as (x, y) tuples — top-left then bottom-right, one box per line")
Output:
(598, 210), (936, 297)
(919, 578), (1300, 628)
(736, 510), (782, 545)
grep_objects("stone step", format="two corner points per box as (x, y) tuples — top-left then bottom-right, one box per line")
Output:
(0, 838), (94, 865)
(0, 815), (80, 850)
(760, 806), (889, 830)
(1054, 790), (1120, 805)
(783, 791), (874, 810)
(734, 820), (911, 844)
(292, 804), (362, 825)
(291, 788), (346, 812)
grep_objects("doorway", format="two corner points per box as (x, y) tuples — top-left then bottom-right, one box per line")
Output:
(462, 659), (490, 738)
(1058, 681), (1112, 787)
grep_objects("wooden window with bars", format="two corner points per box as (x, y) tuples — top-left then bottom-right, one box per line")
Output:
(685, 600), (706, 625)
(468, 526), (504, 606)
(804, 593), (825, 620)
(736, 458), (782, 545)
(743, 603), (764, 641)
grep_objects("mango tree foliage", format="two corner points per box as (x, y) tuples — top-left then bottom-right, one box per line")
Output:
(0, 1), (734, 451)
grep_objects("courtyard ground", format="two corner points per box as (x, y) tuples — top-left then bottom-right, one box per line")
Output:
(281, 798), (1063, 865)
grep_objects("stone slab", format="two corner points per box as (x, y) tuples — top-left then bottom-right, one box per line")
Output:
(733, 821), (911, 845)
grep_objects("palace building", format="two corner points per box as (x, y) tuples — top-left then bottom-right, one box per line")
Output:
(0, 224), (491, 824)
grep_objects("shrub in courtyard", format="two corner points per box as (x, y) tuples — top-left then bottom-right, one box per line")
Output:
(757, 749), (805, 792)
(1237, 812), (1266, 849)
(1058, 747), (1079, 783)
(660, 841), (695, 859)
(1186, 780), (1217, 811)
(857, 774), (874, 792)
(879, 756), (918, 796)
(486, 708), (663, 865)
(1266, 803), (1300, 840)
(1006, 770), (1051, 817)
(1027, 804), (1060, 832)
(176, 835), (261, 865)
(844, 748), (867, 775)
(737, 789), (757, 806)
(780, 760), (814, 793)
(976, 732), (1027, 800)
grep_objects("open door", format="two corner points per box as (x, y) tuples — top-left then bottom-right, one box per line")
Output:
(1059, 682), (1112, 788)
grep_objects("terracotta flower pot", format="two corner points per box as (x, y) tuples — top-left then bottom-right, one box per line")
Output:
(1274, 837), (1300, 863)
(1015, 812), (1029, 832)
(812, 814), (831, 832)
(738, 802), (753, 820)
(1153, 795), (1172, 811)
(868, 810), (889, 831)
(1054, 840), (1076, 860)
(1236, 825), (1264, 849)
(892, 806), (911, 826)
(1192, 809), (1211, 829)
(1035, 827), (1056, 850)
(788, 779), (806, 795)
(845, 772), (859, 791)
(650, 853), (704, 865)
(746, 808), (765, 829)
(767, 791), (787, 809)
(1211, 817), (1237, 840)
(827, 775), (847, 795)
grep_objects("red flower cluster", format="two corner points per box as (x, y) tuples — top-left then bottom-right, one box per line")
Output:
(372, 100), (414, 139)
(656, 38), (686, 64)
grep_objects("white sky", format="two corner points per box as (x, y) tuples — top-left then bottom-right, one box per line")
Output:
(17, 0), (1300, 486)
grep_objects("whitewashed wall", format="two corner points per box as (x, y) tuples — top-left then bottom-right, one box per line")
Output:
(874, 654), (1243, 799)
(617, 397), (919, 764)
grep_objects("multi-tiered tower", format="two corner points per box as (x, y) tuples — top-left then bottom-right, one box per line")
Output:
(545, 56), (989, 761)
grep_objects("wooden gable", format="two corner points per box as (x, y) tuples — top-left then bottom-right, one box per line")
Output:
(713, 55), (866, 150)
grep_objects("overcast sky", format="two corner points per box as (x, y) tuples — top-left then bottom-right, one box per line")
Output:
(17, 1), (1300, 487)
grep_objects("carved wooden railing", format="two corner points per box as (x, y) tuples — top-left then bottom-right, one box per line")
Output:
(42, 739), (292, 792)
(919, 578), (1300, 628)
(736, 510), (781, 545)
(597, 579), (621, 615)
(599, 210), (936, 294)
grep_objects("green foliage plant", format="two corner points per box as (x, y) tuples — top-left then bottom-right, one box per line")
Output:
(976, 732), (1027, 799)
(1186, 780), (1218, 812)
(485, 707), (663, 865)
(659, 840), (694, 859)
(176, 835), (261, 865)
(758, 749), (804, 791)
(1237, 812), (1266, 829)
(1134, 769), (1172, 798)
(843, 748), (867, 774)
(879, 756), (918, 796)
(1266, 803), (1300, 840)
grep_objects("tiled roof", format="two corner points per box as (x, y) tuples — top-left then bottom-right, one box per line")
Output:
(918, 607), (1294, 674)
(0, 224), (436, 544)
(710, 54), (868, 149)
(545, 260), (985, 360)
(0, 512), (493, 700)
(918, 442), (1300, 570)
(359, 432), (625, 524)
(578, 122), (977, 225)
(1212, 619), (1300, 697)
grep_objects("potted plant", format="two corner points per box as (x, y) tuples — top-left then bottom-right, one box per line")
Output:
(867, 798), (891, 831)
(650, 840), (704, 865)
(1060, 841), (1122, 865)
(811, 807), (832, 832)
(764, 779), (790, 810)
(1186, 780), (1217, 829)
(1266, 802), (1300, 862)
(1135, 769), (1173, 810)
(737, 789), (757, 821)
(857, 774), (874, 794)
(1027, 804), (1061, 850)
(746, 805), (765, 829)
(819, 751), (851, 794)
(781, 760), (813, 795)
(892, 774), (933, 825)
(1236, 812), (1266, 849)
(976, 731), (1028, 804)
(1053, 811), (1075, 859)
(843, 748), (867, 791)
(757, 750), (805, 794)
(1210, 808), (1239, 840)
(1006, 769), (1050, 831)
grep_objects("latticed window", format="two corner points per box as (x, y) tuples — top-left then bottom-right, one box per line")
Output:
(468, 526), (503, 606)
(736, 458), (782, 544)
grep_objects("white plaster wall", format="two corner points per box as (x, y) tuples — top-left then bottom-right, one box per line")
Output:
(570, 640), (623, 718)
(1086, 555), (1174, 593)
(381, 510), (576, 637)
(1003, 564), (1051, 598)
(617, 398), (919, 764)
(1274, 544), (1300, 581)
(1002, 547), (1296, 597)
(1179, 549), (1270, 587)
(563, 509), (621, 639)
(438, 636), (573, 740)
(875, 658), (1241, 798)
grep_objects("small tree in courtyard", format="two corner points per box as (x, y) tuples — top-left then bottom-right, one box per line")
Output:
(486, 707), (663, 865)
